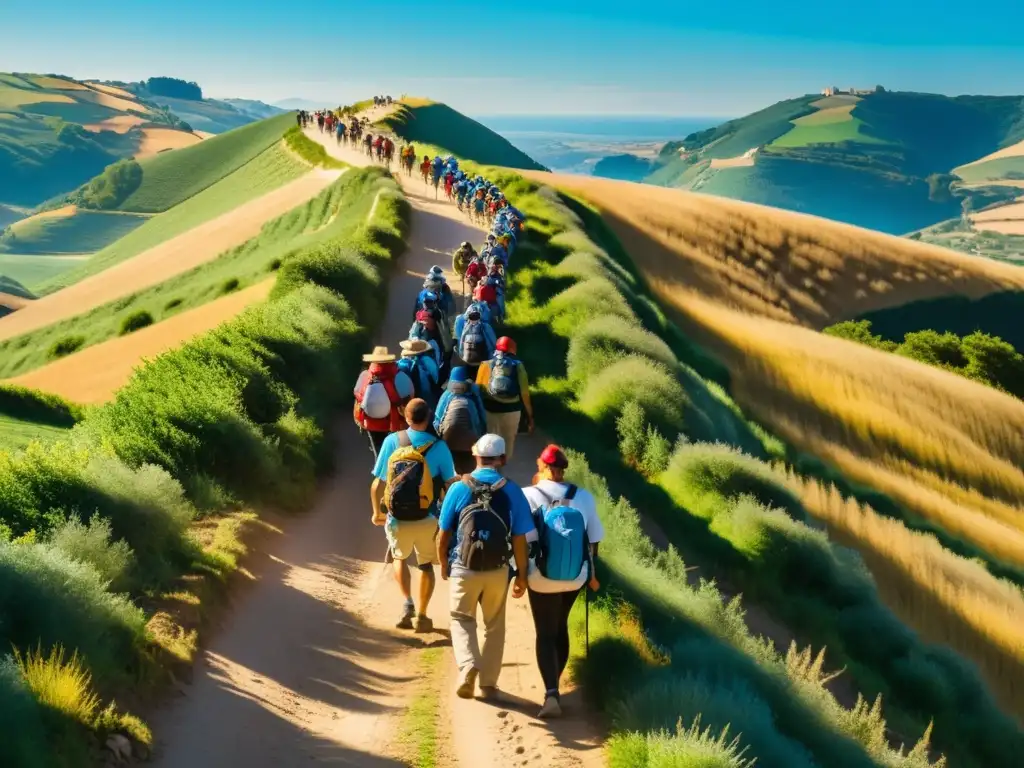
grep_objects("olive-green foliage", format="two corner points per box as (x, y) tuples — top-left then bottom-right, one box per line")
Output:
(69, 159), (142, 211)
(825, 319), (1024, 399)
(48, 335), (84, 358)
(118, 309), (153, 335)
(117, 113), (295, 213)
(608, 716), (755, 768)
(284, 125), (345, 168)
(579, 356), (688, 436)
(0, 656), (49, 768)
(49, 514), (134, 592)
(0, 385), (82, 428)
(567, 316), (677, 384)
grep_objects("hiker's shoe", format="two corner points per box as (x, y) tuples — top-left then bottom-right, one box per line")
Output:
(479, 685), (500, 701)
(414, 615), (433, 633)
(538, 695), (562, 719)
(456, 667), (479, 699)
(396, 602), (415, 630)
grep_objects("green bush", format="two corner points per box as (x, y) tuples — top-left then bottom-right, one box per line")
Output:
(823, 320), (897, 351)
(0, 385), (82, 427)
(579, 356), (688, 436)
(49, 514), (134, 592)
(164, 297), (183, 311)
(898, 329), (966, 369)
(660, 442), (806, 521)
(609, 716), (755, 768)
(0, 540), (146, 683)
(71, 159), (143, 211)
(48, 335), (85, 359)
(567, 315), (677, 384)
(284, 125), (345, 169)
(118, 309), (153, 336)
(220, 277), (240, 294)
(0, 657), (49, 768)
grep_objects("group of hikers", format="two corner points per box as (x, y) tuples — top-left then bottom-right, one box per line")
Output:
(351, 168), (602, 719)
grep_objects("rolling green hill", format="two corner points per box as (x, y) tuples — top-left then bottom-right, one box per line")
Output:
(378, 101), (546, 170)
(639, 90), (1024, 234)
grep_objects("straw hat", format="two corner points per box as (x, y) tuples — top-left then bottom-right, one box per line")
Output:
(362, 346), (395, 363)
(400, 339), (431, 357)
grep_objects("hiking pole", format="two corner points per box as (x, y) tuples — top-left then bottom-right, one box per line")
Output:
(585, 584), (590, 658)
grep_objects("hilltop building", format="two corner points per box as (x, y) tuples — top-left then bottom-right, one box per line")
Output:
(822, 85), (884, 97)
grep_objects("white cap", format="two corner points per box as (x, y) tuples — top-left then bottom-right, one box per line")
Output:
(472, 434), (506, 458)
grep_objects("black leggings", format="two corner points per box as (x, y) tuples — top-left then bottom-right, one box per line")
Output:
(527, 587), (582, 696)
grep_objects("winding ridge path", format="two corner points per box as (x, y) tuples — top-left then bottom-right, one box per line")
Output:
(149, 110), (604, 766)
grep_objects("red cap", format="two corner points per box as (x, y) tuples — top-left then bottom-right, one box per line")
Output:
(539, 444), (568, 469)
(495, 336), (516, 354)
(415, 310), (431, 322)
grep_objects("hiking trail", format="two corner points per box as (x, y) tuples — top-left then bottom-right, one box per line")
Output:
(148, 106), (604, 767)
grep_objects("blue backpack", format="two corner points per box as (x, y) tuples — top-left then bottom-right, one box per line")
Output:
(534, 485), (588, 581)
(398, 356), (434, 401)
(487, 354), (519, 401)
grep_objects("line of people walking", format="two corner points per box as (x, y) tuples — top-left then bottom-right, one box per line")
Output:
(352, 164), (602, 719)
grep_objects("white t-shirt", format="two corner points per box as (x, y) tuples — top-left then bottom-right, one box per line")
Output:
(522, 480), (605, 593)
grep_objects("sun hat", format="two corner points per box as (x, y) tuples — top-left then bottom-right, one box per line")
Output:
(472, 434), (506, 458)
(362, 346), (395, 363)
(400, 339), (431, 357)
(539, 444), (569, 469)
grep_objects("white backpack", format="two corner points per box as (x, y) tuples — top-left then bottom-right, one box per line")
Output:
(360, 374), (393, 420)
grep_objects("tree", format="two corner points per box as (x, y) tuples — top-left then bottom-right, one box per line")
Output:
(823, 320), (897, 351)
(875, 85), (886, 93)
(897, 330), (967, 370)
(144, 77), (202, 101)
(961, 331), (1024, 397)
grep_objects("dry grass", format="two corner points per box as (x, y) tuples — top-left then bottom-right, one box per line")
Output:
(29, 76), (89, 91)
(8, 204), (77, 235)
(971, 200), (1024, 235)
(792, 104), (857, 126)
(524, 173), (1024, 328)
(134, 127), (203, 159)
(84, 82), (136, 100)
(83, 114), (146, 134)
(72, 87), (148, 114)
(957, 138), (1024, 170)
(788, 472), (1024, 720)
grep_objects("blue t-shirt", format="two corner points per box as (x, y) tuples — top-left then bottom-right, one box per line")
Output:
(439, 468), (534, 571)
(373, 428), (456, 516)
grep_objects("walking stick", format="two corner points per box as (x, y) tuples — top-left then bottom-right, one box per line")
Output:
(585, 583), (590, 658)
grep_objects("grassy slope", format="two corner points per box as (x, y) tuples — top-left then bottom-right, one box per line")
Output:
(116, 113), (295, 212)
(0, 255), (86, 294)
(0, 171), (373, 379)
(955, 155), (1024, 182)
(0, 210), (148, 255)
(38, 143), (307, 294)
(377, 102), (546, 171)
(0, 384), (81, 452)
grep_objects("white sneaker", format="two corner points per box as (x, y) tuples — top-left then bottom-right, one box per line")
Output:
(456, 667), (479, 699)
(538, 695), (561, 718)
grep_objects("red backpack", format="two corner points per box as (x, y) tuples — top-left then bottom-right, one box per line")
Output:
(354, 364), (406, 433)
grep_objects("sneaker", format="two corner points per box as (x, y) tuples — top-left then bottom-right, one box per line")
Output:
(538, 695), (562, 719)
(414, 614), (433, 633)
(456, 667), (479, 699)
(396, 601), (415, 630)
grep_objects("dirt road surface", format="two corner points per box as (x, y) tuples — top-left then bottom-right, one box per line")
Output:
(149, 110), (603, 767)
(8, 279), (275, 403)
(0, 168), (341, 342)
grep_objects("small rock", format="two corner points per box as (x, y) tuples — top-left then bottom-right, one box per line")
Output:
(105, 734), (132, 762)
(515, 746), (525, 755)
(496, 710), (509, 719)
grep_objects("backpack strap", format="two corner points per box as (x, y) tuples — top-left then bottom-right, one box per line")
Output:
(398, 431), (411, 448)
(564, 484), (578, 501)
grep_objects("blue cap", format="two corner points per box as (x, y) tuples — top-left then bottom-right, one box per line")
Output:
(449, 366), (470, 383)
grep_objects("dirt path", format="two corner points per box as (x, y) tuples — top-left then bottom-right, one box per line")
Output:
(0, 169), (341, 342)
(8, 279), (275, 403)
(149, 117), (603, 767)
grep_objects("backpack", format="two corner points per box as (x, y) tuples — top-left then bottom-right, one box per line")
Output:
(488, 354), (520, 401)
(361, 372), (396, 420)
(398, 356), (433, 401)
(438, 383), (482, 451)
(460, 319), (487, 365)
(385, 432), (439, 521)
(533, 485), (589, 581)
(455, 476), (511, 571)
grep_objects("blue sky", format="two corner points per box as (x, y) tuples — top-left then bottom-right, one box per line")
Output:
(1, 0), (1022, 116)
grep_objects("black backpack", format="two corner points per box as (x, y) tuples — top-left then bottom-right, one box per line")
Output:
(438, 383), (481, 451)
(385, 432), (439, 522)
(455, 476), (511, 571)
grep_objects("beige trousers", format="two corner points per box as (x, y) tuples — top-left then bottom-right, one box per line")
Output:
(485, 410), (521, 460)
(449, 568), (511, 687)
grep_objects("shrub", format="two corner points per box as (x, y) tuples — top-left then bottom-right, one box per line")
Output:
(0, 384), (82, 427)
(898, 329), (966, 369)
(823, 320), (896, 351)
(547, 276), (637, 333)
(609, 715), (756, 768)
(272, 245), (379, 320)
(567, 315), (677, 384)
(0, 539), (146, 683)
(0, 657), (49, 768)
(164, 297), (183, 311)
(49, 514), (134, 592)
(267, 257), (283, 272)
(579, 356), (688, 436)
(72, 159), (143, 211)
(48, 335), (85, 359)
(661, 442), (806, 521)
(13, 645), (99, 725)
(118, 309), (153, 336)
(220, 277), (240, 294)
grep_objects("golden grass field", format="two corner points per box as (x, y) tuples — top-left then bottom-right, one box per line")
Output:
(527, 171), (1024, 719)
(83, 114), (146, 134)
(9, 278), (274, 403)
(8, 204), (77, 234)
(957, 137), (1024, 170)
(971, 200), (1024, 235)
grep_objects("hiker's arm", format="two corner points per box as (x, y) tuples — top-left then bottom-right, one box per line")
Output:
(370, 478), (386, 525)
(511, 535), (528, 598)
(437, 529), (452, 580)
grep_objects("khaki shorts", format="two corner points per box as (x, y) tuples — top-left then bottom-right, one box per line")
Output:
(385, 516), (440, 565)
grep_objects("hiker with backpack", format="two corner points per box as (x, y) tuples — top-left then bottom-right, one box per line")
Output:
(353, 347), (416, 459)
(371, 399), (458, 632)
(398, 339), (440, 408)
(433, 366), (488, 474)
(424, 267), (457, 319)
(475, 337), (534, 460)
(522, 445), (603, 718)
(455, 303), (496, 376)
(436, 434), (533, 700)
